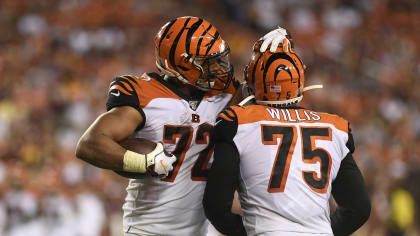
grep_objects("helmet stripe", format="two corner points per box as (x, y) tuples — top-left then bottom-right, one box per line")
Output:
(196, 24), (213, 55)
(158, 18), (177, 53)
(290, 51), (304, 89)
(186, 18), (204, 55)
(204, 31), (219, 55)
(263, 53), (300, 94)
(169, 17), (192, 74)
(273, 65), (292, 83)
(251, 53), (263, 95)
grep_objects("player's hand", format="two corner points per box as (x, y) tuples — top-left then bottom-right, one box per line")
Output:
(147, 142), (176, 178)
(259, 27), (292, 53)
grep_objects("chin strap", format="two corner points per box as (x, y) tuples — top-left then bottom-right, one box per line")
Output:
(156, 60), (191, 85)
(156, 60), (211, 91)
(256, 84), (323, 107)
(238, 95), (255, 106)
(303, 84), (323, 92)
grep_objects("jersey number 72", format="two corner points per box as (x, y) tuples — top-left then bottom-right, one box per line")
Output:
(161, 123), (214, 182)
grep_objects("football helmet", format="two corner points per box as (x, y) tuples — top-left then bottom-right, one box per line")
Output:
(155, 16), (233, 91)
(244, 40), (322, 107)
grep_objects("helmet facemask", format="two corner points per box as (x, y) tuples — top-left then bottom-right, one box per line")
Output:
(192, 45), (233, 91)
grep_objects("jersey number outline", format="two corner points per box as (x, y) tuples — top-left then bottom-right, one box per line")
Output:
(262, 125), (332, 193)
(162, 123), (214, 182)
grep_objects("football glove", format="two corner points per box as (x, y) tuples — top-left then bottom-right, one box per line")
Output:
(147, 142), (177, 177)
(260, 26), (293, 53)
(123, 142), (176, 178)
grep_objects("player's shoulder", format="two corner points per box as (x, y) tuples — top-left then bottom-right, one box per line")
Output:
(109, 72), (181, 108)
(217, 104), (263, 127)
(310, 109), (349, 133)
(110, 72), (164, 89)
(215, 95), (268, 126)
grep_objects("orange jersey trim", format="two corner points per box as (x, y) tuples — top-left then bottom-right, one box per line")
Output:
(120, 81), (133, 91)
(218, 113), (233, 122)
(132, 73), (182, 108)
(231, 105), (349, 133)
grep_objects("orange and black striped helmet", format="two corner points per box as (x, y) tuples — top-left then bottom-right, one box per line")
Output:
(245, 40), (321, 107)
(155, 16), (233, 91)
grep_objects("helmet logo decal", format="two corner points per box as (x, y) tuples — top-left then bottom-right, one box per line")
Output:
(270, 85), (282, 92)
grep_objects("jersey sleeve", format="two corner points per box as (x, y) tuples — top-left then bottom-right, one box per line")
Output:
(331, 154), (371, 235)
(346, 123), (355, 154)
(106, 75), (142, 113)
(203, 106), (246, 235)
(213, 106), (239, 143)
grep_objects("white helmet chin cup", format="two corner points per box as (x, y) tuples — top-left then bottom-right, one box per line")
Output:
(255, 84), (323, 107)
(256, 96), (303, 107)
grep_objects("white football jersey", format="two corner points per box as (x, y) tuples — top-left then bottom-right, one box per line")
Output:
(106, 73), (235, 235)
(219, 105), (352, 236)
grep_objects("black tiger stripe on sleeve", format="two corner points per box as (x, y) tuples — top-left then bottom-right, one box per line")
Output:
(106, 75), (142, 113)
(214, 107), (238, 143)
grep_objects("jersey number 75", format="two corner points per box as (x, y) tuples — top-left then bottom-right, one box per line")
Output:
(262, 125), (332, 194)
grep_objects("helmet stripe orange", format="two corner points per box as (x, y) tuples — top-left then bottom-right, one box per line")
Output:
(196, 24), (213, 56)
(263, 53), (300, 94)
(250, 53), (263, 94)
(169, 17), (192, 74)
(157, 18), (177, 61)
(290, 51), (304, 89)
(185, 18), (203, 55)
(204, 31), (219, 55)
(274, 65), (292, 83)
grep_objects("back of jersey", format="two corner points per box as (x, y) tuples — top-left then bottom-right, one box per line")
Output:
(227, 105), (352, 236)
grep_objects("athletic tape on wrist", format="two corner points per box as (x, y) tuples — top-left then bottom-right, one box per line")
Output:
(122, 143), (164, 173)
(123, 150), (147, 173)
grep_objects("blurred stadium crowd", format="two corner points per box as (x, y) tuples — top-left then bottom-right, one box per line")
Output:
(0, 0), (419, 235)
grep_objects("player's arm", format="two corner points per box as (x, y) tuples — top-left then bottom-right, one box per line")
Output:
(75, 106), (142, 170)
(203, 109), (246, 236)
(76, 76), (175, 175)
(330, 129), (371, 235)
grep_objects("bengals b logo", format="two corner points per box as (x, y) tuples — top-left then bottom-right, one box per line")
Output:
(192, 114), (200, 123)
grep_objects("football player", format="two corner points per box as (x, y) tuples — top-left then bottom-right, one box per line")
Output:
(75, 16), (290, 236)
(203, 33), (371, 235)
